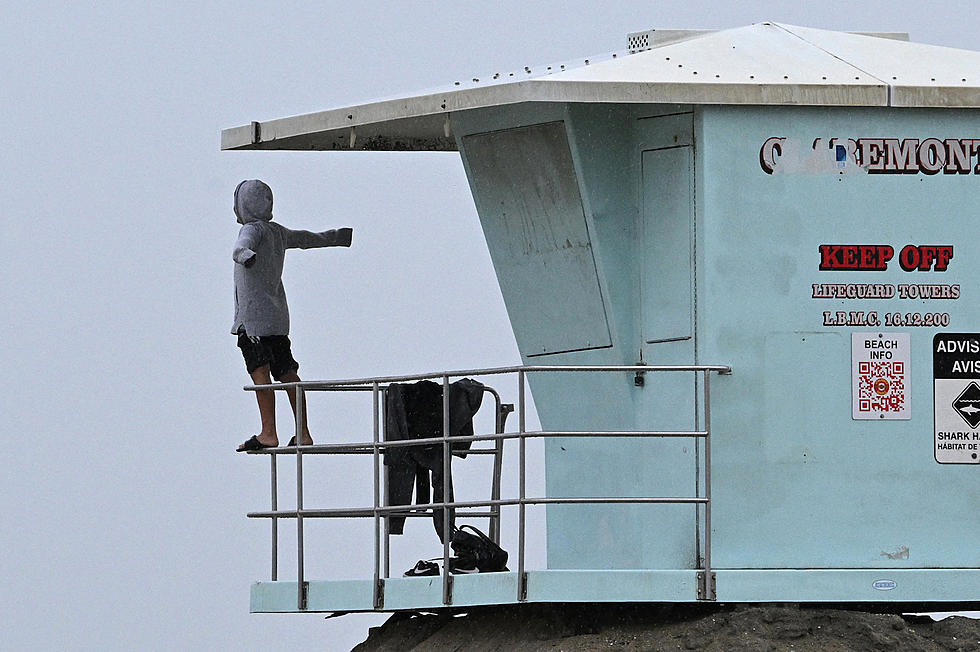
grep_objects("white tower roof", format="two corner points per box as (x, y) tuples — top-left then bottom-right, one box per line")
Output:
(221, 22), (980, 152)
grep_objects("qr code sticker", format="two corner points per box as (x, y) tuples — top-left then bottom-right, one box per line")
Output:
(857, 361), (905, 412)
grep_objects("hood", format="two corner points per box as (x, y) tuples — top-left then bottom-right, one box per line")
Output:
(234, 179), (274, 224)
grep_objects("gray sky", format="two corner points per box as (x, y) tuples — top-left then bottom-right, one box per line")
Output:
(2, 2), (977, 650)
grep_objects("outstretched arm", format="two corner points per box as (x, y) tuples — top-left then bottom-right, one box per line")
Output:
(233, 222), (264, 267)
(284, 227), (353, 250)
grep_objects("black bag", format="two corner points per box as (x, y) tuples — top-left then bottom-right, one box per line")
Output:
(450, 525), (509, 572)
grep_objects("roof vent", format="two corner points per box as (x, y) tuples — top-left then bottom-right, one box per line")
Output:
(627, 29), (716, 52)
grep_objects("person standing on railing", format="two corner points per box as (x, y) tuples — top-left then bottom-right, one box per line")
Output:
(230, 179), (353, 452)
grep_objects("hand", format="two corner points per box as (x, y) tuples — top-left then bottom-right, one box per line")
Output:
(338, 227), (353, 247)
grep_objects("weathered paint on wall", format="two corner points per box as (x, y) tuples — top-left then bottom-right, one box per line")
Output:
(456, 101), (979, 578)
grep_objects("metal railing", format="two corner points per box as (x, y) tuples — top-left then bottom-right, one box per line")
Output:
(244, 364), (731, 610)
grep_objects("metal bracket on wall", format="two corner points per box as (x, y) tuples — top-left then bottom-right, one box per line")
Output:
(442, 575), (454, 606)
(697, 571), (716, 601)
(374, 579), (385, 610)
(299, 581), (309, 610)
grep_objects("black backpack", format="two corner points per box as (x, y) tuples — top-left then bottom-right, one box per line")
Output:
(450, 525), (509, 572)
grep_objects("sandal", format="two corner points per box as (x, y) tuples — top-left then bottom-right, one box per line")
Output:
(403, 560), (440, 577)
(237, 435), (276, 452)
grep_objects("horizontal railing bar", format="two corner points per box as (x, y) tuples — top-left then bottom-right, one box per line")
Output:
(249, 508), (501, 519)
(248, 495), (708, 518)
(247, 430), (709, 454)
(244, 364), (732, 391)
(248, 446), (505, 455)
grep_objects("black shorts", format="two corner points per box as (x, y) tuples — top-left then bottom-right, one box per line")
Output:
(237, 333), (299, 380)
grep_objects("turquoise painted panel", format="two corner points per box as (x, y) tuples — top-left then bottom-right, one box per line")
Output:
(456, 105), (707, 571)
(699, 106), (980, 571)
(451, 571), (521, 606)
(461, 122), (612, 356)
(635, 112), (694, 150)
(382, 575), (444, 611)
(307, 579), (376, 612)
(450, 99), (977, 603)
(251, 581), (300, 613)
(717, 569), (980, 603)
(251, 580), (375, 613)
(641, 145), (693, 343)
(526, 569), (697, 602)
(251, 570), (977, 612)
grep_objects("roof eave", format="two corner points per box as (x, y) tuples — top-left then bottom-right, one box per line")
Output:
(221, 80), (911, 152)
(892, 85), (980, 108)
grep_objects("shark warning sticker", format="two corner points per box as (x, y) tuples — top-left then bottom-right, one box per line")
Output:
(933, 333), (980, 464)
(852, 333), (910, 420)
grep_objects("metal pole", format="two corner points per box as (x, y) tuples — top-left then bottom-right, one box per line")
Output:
(518, 369), (527, 601)
(694, 369), (702, 573)
(489, 393), (501, 543)
(382, 390), (390, 580)
(271, 454), (278, 581)
(442, 374), (452, 605)
(372, 381), (381, 609)
(296, 386), (306, 610)
(701, 371), (715, 600)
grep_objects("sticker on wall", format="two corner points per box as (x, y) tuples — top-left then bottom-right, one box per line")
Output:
(932, 333), (980, 464)
(852, 333), (910, 420)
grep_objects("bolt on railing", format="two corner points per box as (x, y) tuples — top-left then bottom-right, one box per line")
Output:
(244, 364), (731, 610)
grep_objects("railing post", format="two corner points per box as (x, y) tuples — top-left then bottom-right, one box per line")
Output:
(271, 453), (278, 581)
(382, 393), (391, 581)
(518, 369), (527, 601)
(296, 385), (306, 610)
(698, 370), (716, 601)
(441, 374), (452, 606)
(372, 381), (383, 609)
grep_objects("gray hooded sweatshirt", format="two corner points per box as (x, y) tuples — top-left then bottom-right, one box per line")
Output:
(231, 179), (352, 336)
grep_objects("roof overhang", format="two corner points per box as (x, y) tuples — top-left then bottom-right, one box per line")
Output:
(221, 22), (980, 152)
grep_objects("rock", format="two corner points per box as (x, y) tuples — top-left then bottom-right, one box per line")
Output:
(352, 604), (980, 652)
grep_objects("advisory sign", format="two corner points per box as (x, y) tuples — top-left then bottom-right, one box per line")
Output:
(933, 333), (980, 464)
(852, 333), (910, 420)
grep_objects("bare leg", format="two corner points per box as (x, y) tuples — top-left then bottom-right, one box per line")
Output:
(279, 370), (313, 445)
(240, 365), (278, 449)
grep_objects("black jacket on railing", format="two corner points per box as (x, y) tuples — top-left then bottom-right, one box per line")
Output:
(383, 378), (485, 538)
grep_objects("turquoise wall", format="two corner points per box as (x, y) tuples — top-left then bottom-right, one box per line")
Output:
(700, 105), (979, 569)
(455, 101), (979, 575)
(456, 103), (705, 569)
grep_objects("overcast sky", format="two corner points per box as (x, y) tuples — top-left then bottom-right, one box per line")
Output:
(2, 2), (977, 650)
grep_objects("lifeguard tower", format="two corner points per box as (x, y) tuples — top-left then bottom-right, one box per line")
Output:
(222, 23), (979, 613)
